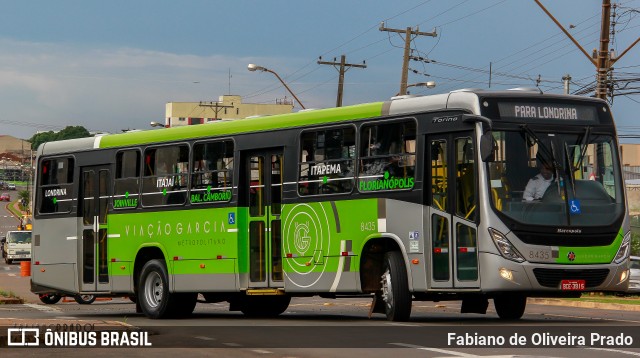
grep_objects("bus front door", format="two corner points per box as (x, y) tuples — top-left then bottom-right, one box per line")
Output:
(427, 133), (480, 289)
(244, 149), (284, 289)
(79, 165), (111, 293)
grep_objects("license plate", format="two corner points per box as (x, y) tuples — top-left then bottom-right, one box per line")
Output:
(560, 279), (585, 290)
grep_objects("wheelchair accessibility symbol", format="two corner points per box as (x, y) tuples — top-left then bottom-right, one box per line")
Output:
(569, 199), (581, 215)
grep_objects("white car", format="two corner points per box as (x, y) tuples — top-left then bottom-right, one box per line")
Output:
(2, 230), (31, 264)
(628, 256), (640, 294)
(7, 183), (16, 190)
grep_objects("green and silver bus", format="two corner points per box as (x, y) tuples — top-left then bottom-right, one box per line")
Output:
(31, 89), (630, 320)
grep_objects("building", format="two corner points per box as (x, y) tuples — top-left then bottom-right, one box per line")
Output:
(165, 95), (294, 127)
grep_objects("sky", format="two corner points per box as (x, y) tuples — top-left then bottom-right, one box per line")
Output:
(0, 0), (638, 142)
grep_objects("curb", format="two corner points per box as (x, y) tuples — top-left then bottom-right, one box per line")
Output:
(0, 296), (24, 304)
(528, 298), (640, 311)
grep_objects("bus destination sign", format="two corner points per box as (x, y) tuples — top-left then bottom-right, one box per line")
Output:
(498, 102), (598, 122)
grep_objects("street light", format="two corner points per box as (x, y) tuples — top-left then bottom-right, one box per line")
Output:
(247, 64), (306, 109)
(395, 81), (436, 96)
(150, 121), (166, 128)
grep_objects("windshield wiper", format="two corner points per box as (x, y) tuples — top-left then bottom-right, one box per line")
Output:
(520, 125), (560, 168)
(573, 126), (591, 173)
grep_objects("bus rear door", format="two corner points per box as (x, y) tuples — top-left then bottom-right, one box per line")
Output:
(79, 165), (111, 292)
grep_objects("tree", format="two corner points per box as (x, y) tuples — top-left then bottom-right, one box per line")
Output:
(29, 126), (91, 150)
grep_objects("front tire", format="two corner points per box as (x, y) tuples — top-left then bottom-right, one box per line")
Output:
(380, 251), (412, 321)
(74, 294), (96, 304)
(494, 293), (526, 320)
(5, 257), (12, 264)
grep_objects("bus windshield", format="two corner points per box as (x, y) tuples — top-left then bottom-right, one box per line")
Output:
(486, 129), (624, 227)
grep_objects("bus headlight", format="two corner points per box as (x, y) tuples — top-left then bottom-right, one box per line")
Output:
(613, 231), (631, 264)
(489, 228), (525, 263)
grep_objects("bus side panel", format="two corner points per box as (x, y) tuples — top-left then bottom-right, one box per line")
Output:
(108, 207), (240, 292)
(282, 200), (376, 293)
(385, 199), (426, 292)
(32, 217), (79, 293)
(173, 259), (238, 292)
(110, 261), (132, 292)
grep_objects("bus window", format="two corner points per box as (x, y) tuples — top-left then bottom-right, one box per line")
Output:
(113, 150), (140, 210)
(298, 127), (355, 195)
(190, 140), (234, 204)
(430, 140), (447, 210)
(358, 120), (416, 192)
(455, 137), (477, 221)
(38, 157), (74, 214)
(142, 145), (189, 206)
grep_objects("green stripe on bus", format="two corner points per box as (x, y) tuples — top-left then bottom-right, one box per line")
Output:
(99, 102), (384, 148)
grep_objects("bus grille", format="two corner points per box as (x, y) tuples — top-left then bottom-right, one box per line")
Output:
(532, 268), (610, 288)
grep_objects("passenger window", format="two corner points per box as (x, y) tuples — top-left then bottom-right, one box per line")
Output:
(38, 157), (74, 214)
(190, 140), (234, 204)
(113, 150), (140, 209)
(298, 127), (355, 195)
(358, 120), (416, 192)
(141, 145), (189, 206)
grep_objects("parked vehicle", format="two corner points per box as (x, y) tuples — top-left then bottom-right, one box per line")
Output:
(0, 193), (10, 201)
(628, 256), (640, 294)
(3, 230), (31, 264)
(7, 183), (16, 190)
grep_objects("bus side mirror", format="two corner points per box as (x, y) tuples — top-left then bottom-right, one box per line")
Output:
(480, 131), (496, 162)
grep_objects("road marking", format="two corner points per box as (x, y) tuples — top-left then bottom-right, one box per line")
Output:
(55, 316), (79, 319)
(8, 273), (16, 277)
(387, 322), (420, 327)
(251, 349), (273, 354)
(389, 343), (478, 357)
(544, 313), (640, 324)
(3, 266), (10, 270)
(587, 347), (640, 356)
(24, 303), (62, 313)
(222, 342), (242, 347)
(66, 236), (78, 240)
(194, 336), (216, 341)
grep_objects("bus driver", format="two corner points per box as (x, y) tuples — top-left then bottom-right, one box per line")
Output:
(523, 160), (554, 201)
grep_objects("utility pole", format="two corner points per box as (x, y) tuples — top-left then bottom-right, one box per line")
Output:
(379, 22), (437, 95)
(317, 55), (367, 107)
(199, 101), (234, 120)
(534, 0), (640, 100)
(562, 74), (572, 94)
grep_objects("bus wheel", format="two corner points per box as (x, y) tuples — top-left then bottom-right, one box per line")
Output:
(138, 259), (176, 319)
(173, 293), (198, 317)
(74, 294), (96, 305)
(39, 294), (61, 304)
(380, 251), (412, 321)
(5, 258), (11, 264)
(494, 293), (526, 320)
(240, 295), (291, 317)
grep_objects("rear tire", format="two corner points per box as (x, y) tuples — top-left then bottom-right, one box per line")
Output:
(138, 259), (179, 319)
(39, 294), (61, 304)
(380, 251), (412, 321)
(5, 258), (12, 264)
(494, 293), (526, 320)
(137, 260), (196, 318)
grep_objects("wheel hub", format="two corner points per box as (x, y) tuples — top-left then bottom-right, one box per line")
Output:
(144, 271), (163, 308)
(380, 269), (393, 309)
